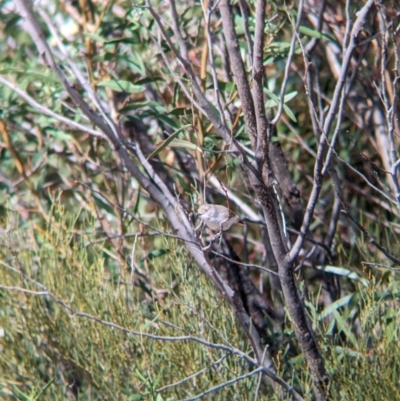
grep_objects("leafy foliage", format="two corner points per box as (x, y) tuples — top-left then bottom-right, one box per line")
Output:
(1, 0), (400, 399)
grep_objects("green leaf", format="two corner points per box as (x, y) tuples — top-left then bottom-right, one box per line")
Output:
(333, 310), (359, 349)
(334, 346), (363, 358)
(48, 129), (73, 141)
(318, 265), (369, 286)
(33, 377), (56, 400)
(0, 68), (59, 83)
(147, 124), (192, 160)
(97, 79), (146, 93)
(11, 386), (31, 401)
(318, 294), (354, 320)
(263, 42), (302, 64)
(4, 14), (21, 33)
(125, 50), (146, 75)
(134, 77), (164, 85)
(283, 104), (297, 122)
(233, 15), (245, 36)
(157, 114), (179, 130)
(264, 88), (280, 106)
(299, 26), (336, 43)
(128, 393), (146, 400)
(168, 107), (190, 116)
(83, 32), (106, 43)
(118, 101), (166, 114)
(283, 91), (298, 102)
(266, 41), (291, 52)
(209, 81), (237, 95)
(168, 139), (202, 153)
(145, 249), (168, 260)
(264, 88), (297, 122)
(134, 369), (148, 383)
(133, 187), (141, 215)
(104, 37), (138, 45)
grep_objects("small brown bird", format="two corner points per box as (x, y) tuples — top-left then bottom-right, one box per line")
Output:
(197, 204), (242, 231)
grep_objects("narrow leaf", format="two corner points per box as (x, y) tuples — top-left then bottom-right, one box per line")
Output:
(168, 139), (202, 153)
(299, 26), (336, 43)
(318, 294), (354, 320)
(333, 310), (359, 349)
(97, 80), (145, 94)
(147, 124), (192, 160)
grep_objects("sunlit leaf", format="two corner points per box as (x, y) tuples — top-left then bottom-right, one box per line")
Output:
(147, 124), (192, 160)
(299, 26), (336, 43)
(119, 101), (166, 114)
(318, 294), (354, 320)
(97, 79), (146, 93)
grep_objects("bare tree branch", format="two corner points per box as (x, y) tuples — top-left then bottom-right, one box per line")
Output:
(219, 0), (258, 146)
(271, 0), (304, 125)
(290, 0), (376, 263)
(0, 76), (105, 138)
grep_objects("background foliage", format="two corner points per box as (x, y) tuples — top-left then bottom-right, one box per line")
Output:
(1, 0), (400, 400)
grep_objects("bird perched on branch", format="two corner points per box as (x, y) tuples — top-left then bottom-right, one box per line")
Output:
(197, 204), (243, 232)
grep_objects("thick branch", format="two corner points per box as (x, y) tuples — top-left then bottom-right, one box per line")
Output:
(219, 0), (258, 146)
(250, 175), (329, 400)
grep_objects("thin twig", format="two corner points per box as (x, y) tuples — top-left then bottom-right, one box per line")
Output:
(201, 1), (228, 128)
(341, 210), (400, 266)
(180, 367), (264, 401)
(210, 250), (279, 276)
(0, 76), (105, 138)
(37, 5), (120, 141)
(156, 354), (230, 393)
(238, 0), (253, 68)
(290, 0), (376, 263)
(271, 0), (304, 125)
